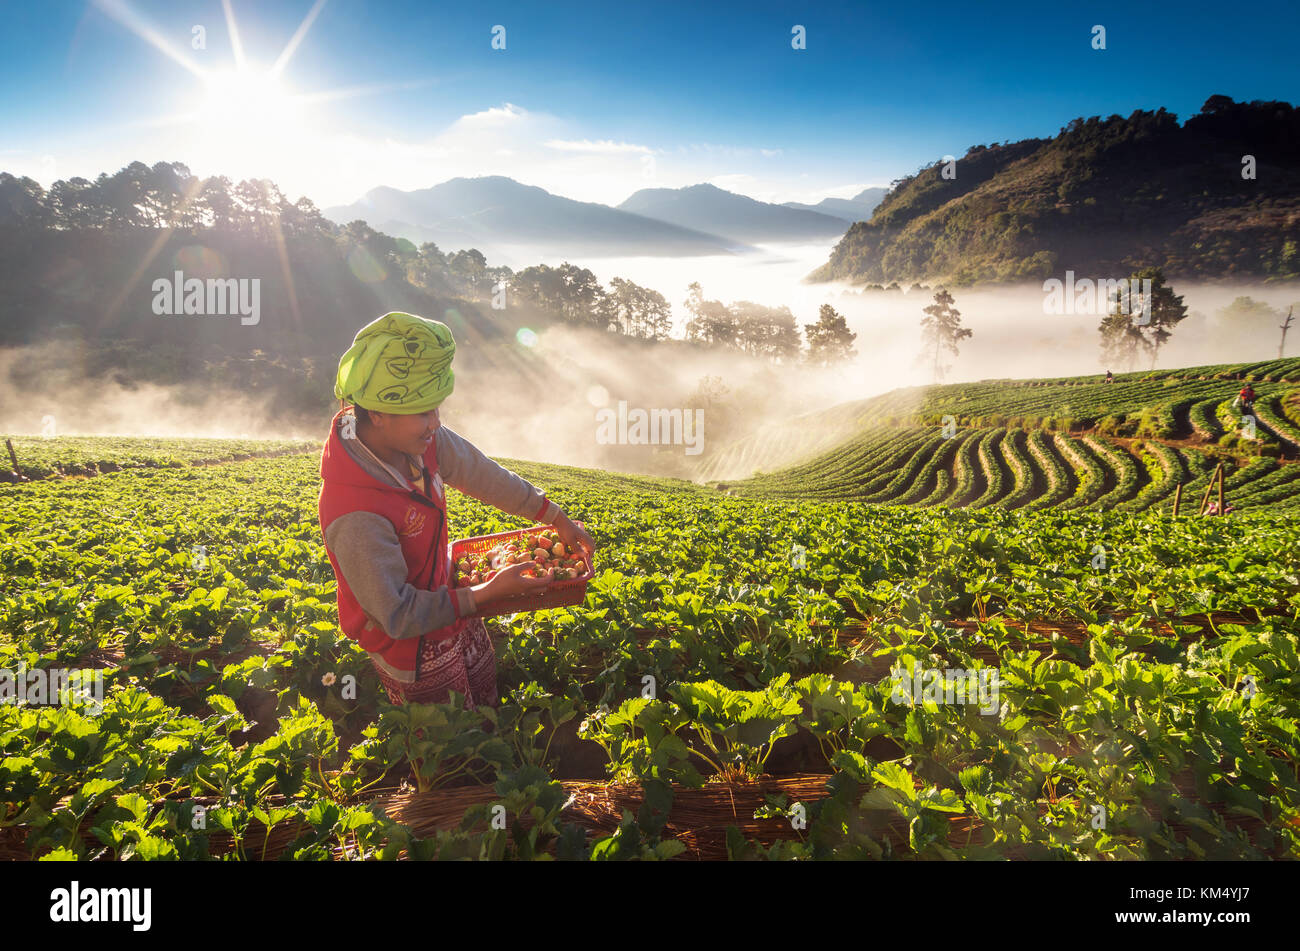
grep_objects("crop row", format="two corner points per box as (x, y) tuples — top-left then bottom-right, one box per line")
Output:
(716, 361), (1300, 471)
(995, 430), (1038, 509)
(969, 430), (1010, 509)
(734, 425), (1297, 515)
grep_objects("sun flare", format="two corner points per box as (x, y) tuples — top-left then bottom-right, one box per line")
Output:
(188, 66), (310, 181)
(198, 68), (293, 132)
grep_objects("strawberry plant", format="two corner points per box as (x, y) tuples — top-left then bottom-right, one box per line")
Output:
(857, 760), (966, 857)
(357, 694), (512, 794)
(668, 676), (803, 782)
(485, 682), (577, 770)
(793, 674), (890, 767)
(578, 696), (703, 787)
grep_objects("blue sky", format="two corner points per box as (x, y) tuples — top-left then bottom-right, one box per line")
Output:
(2, 0), (1296, 209)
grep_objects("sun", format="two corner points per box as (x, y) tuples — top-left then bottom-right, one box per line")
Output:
(198, 67), (293, 133)
(93, 0), (430, 199)
(189, 65), (310, 182)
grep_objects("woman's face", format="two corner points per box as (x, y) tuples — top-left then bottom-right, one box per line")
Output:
(373, 407), (441, 456)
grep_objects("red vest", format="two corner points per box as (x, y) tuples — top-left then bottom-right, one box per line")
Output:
(318, 409), (450, 676)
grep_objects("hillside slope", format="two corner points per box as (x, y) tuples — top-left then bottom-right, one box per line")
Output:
(807, 96), (1300, 286)
(705, 357), (1300, 514)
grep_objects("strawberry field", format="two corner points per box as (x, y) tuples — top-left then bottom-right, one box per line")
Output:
(2, 436), (1298, 860)
(719, 358), (1300, 515)
(0, 435), (318, 482)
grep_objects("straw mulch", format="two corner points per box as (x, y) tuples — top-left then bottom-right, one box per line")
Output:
(3, 768), (1282, 861)
(69, 636), (281, 672)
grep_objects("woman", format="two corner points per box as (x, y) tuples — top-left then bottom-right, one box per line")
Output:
(318, 312), (596, 708)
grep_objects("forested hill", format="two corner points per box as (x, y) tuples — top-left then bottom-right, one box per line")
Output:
(0, 171), (507, 363)
(0, 164), (594, 421)
(807, 96), (1300, 287)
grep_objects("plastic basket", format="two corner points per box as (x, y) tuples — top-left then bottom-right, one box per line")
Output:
(448, 522), (593, 619)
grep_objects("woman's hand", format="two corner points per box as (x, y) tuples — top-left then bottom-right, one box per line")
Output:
(551, 513), (596, 563)
(475, 561), (553, 605)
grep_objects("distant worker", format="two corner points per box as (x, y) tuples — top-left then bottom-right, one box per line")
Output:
(1234, 383), (1257, 413)
(1105, 370), (1114, 384)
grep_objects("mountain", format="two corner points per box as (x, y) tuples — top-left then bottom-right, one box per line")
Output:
(806, 96), (1300, 287)
(780, 186), (888, 223)
(323, 176), (749, 259)
(616, 183), (851, 243)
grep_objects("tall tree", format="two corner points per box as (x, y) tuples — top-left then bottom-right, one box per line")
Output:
(684, 282), (738, 347)
(805, 303), (858, 366)
(279, 196), (330, 240)
(603, 277), (636, 334)
(513, 263), (566, 315)
(917, 289), (970, 381)
(448, 248), (489, 294)
(97, 164), (148, 230)
(0, 173), (52, 230)
(48, 176), (97, 228)
(1098, 267), (1186, 370)
(555, 261), (603, 327)
(233, 178), (284, 238)
(604, 277), (671, 338)
(197, 175), (236, 229)
(407, 242), (451, 292)
(141, 161), (196, 227)
(639, 285), (674, 340)
(733, 301), (801, 362)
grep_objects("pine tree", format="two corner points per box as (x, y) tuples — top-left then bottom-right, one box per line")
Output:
(917, 288), (971, 382)
(803, 304), (857, 366)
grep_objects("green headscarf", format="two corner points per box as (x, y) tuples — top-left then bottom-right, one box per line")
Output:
(334, 312), (456, 412)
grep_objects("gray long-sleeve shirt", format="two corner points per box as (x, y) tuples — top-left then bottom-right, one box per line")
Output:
(323, 414), (561, 642)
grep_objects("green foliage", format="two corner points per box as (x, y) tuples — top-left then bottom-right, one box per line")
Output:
(359, 694), (511, 794)
(2, 418), (1299, 861)
(811, 97), (1300, 286)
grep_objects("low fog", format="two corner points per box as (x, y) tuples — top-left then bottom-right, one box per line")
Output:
(0, 341), (320, 441)
(1, 239), (1297, 483)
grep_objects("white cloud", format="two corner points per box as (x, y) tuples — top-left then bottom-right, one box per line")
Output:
(454, 103), (529, 127)
(544, 139), (653, 155)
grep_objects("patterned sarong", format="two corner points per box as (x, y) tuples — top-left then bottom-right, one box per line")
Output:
(373, 615), (498, 709)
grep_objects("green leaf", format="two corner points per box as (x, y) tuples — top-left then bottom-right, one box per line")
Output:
(207, 694), (239, 716)
(871, 762), (916, 798)
(655, 838), (687, 860)
(38, 847), (80, 861)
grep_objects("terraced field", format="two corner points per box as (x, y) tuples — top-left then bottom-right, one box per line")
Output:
(718, 358), (1300, 514)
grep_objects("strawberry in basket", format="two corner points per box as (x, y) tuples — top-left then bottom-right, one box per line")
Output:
(453, 527), (587, 586)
